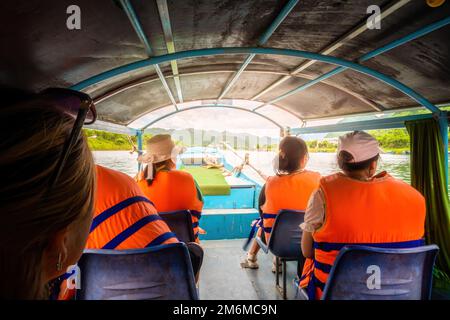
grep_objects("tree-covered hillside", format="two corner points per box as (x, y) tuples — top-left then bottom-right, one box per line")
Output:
(84, 129), (136, 151)
(84, 106), (448, 153)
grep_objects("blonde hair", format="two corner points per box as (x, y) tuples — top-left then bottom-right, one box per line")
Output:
(0, 99), (96, 299)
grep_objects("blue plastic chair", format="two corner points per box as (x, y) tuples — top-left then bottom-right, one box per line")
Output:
(255, 209), (306, 299)
(159, 210), (195, 243)
(321, 244), (439, 300)
(76, 243), (199, 300)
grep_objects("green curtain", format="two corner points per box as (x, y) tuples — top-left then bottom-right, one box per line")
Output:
(406, 118), (450, 284)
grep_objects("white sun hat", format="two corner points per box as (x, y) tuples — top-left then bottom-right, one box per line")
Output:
(337, 131), (381, 163)
(137, 134), (185, 179)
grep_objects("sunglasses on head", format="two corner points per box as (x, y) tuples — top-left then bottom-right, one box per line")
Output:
(39, 88), (97, 189)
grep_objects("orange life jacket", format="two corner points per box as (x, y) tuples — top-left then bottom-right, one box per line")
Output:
(301, 172), (426, 300)
(136, 169), (203, 242)
(58, 165), (178, 300)
(87, 165), (179, 249)
(260, 170), (321, 241)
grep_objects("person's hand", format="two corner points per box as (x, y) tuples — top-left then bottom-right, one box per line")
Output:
(198, 227), (207, 235)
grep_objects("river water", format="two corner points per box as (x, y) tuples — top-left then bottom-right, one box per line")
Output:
(92, 150), (411, 184)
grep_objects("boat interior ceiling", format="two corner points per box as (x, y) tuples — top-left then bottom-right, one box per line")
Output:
(1, 0), (450, 127)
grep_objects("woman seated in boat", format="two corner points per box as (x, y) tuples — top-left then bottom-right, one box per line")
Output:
(0, 89), (96, 299)
(136, 134), (205, 242)
(299, 131), (426, 300)
(58, 164), (204, 299)
(241, 136), (321, 270)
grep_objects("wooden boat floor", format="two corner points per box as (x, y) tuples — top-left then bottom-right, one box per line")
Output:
(199, 239), (450, 300)
(199, 239), (303, 300)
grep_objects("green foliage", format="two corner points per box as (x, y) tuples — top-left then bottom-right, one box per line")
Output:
(83, 129), (134, 151)
(84, 119), (433, 154)
(306, 139), (337, 153)
(368, 128), (410, 150)
(307, 128), (411, 154)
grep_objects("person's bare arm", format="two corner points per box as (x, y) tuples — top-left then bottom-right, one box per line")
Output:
(299, 189), (325, 259)
(301, 231), (314, 258)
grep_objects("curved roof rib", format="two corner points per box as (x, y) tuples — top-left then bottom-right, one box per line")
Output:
(1, 0), (449, 127)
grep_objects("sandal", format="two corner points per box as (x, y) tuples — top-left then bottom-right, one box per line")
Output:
(240, 254), (259, 269)
(272, 257), (282, 273)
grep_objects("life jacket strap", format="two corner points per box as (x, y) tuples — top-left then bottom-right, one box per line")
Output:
(242, 218), (263, 251)
(146, 231), (178, 247)
(90, 196), (154, 233)
(102, 215), (163, 249)
(313, 239), (426, 252)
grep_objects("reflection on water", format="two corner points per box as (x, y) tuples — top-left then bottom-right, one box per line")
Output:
(236, 151), (411, 183)
(93, 151), (138, 176)
(378, 154), (411, 184)
(93, 151), (412, 184)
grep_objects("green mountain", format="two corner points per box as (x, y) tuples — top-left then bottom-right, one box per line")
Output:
(84, 128), (279, 151)
(85, 106), (448, 153)
(322, 107), (449, 153)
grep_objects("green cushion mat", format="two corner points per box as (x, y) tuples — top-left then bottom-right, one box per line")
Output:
(182, 166), (230, 196)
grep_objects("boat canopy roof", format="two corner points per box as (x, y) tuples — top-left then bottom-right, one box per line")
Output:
(1, 0), (450, 129)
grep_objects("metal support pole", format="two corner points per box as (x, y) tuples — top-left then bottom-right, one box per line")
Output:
(217, 0), (299, 100)
(141, 104), (283, 130)
(71, 47), (440, 115)
(137, 130), (143, 172)
(253, 16), (450, 111)
(282, 260), (287, 300)
(120, 0), (179, 109)
(438, 112), (448, 192)
(291, 113), (437, 135)
(251, 0), (411, 101)
(156, 0), (183, 103)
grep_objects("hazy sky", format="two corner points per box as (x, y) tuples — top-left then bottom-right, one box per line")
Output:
(127, 100), (342, 137)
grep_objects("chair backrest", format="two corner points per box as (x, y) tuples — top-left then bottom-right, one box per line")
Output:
(322, 244), (439, 300)
(268, 209), (305, 259)
(159, 210), (195, 243)
(76, 243), (198, 300)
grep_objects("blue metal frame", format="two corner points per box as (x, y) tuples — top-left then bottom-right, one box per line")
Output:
(253, 16), (450, 112)
(257, 0), (299, 45)
(250, 0), (411, 102)
(70, 16), (448, 183)
(217, 0), (298, 100)
(141, 104), (283, 130)
(292, 112), (449, 191)
(291, 113), (436, 134)
(156, 0), (183, 103)
(71, 47), (439, 114)
(119, 0), (153, 56)
(438, 112), (449, 188)
(120, 0), (179, 109)
(136, 130), (143, 172)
